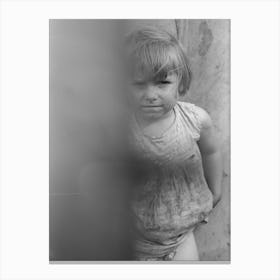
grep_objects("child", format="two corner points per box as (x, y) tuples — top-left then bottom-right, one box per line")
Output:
(125, 27), (222, 261)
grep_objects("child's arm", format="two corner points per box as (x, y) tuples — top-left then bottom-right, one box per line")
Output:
(196, 107), (223, 208)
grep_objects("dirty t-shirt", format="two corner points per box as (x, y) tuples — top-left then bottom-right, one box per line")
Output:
(128, 101), (213, 260)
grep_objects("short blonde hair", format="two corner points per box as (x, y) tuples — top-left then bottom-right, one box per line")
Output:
(124, 27), (192, 96)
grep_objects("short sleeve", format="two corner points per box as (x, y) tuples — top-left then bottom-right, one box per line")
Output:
(176, 101), (203, 141)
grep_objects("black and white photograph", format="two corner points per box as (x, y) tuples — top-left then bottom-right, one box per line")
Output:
(1, 0), (280, 279)
(49, 19), (230, 262)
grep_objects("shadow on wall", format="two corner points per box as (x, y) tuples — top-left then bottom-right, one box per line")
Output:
(50, 20), (134, 260)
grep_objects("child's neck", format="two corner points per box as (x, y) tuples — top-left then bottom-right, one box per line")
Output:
(135, 108), (176, 137)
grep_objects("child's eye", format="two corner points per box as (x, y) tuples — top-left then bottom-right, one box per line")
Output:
(157, 80), (171, 86)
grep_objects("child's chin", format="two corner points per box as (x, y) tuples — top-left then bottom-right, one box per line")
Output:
(140, 111), (163, 120)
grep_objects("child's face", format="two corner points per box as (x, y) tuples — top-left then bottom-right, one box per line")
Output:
(128, 72), (179, 122)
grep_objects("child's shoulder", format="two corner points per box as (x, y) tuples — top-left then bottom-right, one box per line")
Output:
(176, 101), (199, 113)
(177, 101), (203, 113)
(176, 101), (213, 131)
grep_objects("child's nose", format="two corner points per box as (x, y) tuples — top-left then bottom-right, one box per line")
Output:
(144, 85), (158, 102)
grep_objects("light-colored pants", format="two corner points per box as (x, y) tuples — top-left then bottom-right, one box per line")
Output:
(133, 229), (199, 261)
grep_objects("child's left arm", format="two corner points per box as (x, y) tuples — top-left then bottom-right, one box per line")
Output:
(196, 107), (223, 208)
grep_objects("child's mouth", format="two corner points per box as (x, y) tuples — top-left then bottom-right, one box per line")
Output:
(141, 105), (162, 108)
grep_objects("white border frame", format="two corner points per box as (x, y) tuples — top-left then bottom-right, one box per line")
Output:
(1, 0), (280, 279)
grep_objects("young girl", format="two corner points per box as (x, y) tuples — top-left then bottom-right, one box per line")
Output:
(125, 27), (222, 261)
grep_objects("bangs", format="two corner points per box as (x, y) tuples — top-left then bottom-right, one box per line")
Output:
(130, 43), (183, 81)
